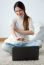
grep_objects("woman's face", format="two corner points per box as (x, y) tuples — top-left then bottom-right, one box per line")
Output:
(15, 7), (25, 17)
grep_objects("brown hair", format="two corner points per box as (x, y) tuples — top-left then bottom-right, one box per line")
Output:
(14, 1), (30, 30)
(23, 13), (30, 30)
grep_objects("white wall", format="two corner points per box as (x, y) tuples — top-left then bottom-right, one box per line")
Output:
(29, 0), (44, 24)
(0, 0), (44, 37)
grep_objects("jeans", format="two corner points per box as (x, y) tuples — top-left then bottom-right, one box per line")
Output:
(2, 40), (42, 54)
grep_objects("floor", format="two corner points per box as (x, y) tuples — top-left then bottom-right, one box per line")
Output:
(0, 42), (44, 65)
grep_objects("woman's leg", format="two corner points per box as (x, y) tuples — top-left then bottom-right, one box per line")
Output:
(2, 43), (15, 54)
(2, 41), (23, 54)
(24, 40), (42, 47)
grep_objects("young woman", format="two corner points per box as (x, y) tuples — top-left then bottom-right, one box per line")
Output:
(2, 1), (41, 54)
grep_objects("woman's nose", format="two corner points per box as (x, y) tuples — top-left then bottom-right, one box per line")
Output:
(17, 11), (21, 15)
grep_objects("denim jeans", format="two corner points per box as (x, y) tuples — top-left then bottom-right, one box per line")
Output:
(2, 40), (42, 54)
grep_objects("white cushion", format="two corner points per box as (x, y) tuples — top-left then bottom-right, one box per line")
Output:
(29, 22), (42, 40)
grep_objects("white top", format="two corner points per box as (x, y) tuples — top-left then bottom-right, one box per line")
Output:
(5, 17), (34, 43)
(11, 18), (34, 41)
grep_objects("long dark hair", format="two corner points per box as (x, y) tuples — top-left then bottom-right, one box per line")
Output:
(14, 1), (30, 30)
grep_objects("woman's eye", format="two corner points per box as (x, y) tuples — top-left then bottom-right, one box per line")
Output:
(15, 11), (18, 12)
(15, 10), (22, 12)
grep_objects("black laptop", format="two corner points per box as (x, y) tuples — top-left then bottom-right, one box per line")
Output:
(12, 46), (39, 61)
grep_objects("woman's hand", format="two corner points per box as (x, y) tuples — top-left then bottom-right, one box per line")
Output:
(16, 37), (25, 41)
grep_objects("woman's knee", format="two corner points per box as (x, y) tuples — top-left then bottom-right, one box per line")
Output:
(2, 43), (12, 53)
(2, 43), (7, 50)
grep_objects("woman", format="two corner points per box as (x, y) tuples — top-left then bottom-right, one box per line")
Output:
(2, 1), (36, 54)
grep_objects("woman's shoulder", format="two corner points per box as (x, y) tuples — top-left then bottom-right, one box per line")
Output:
(9, 17), (17, 25)
(12, 17), (17, 23)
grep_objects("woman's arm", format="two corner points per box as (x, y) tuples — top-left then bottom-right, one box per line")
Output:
(10, 24), (34, 35)
(9, 22), (16, 34)
(16, 29), (34, 35)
